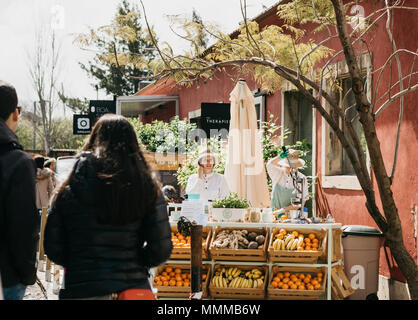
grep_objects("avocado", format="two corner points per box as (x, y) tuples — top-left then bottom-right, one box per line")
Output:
(247, 232), (258, 241)
(248, 241), (259, 249)
(255, 235), (265, 245)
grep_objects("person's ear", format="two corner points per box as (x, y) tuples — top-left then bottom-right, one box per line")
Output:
(12, 108), (19, 122)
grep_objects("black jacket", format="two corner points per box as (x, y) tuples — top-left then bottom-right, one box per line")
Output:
(44, 152), (172, 299)
(0, 119), (39, 288)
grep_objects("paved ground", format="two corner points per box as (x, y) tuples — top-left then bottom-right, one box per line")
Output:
(23, 269), (59, 300)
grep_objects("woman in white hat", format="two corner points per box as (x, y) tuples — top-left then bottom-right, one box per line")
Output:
(185, 148), (229, 203)
(266, 149), (309, 212)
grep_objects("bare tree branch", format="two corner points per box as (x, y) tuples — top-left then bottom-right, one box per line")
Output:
(240, 0), (266, 59)
(372, 49), (418, 108)
(374, 83), (418, 117)
(331, 0), (388, 232)
(385, 0), (404, 184)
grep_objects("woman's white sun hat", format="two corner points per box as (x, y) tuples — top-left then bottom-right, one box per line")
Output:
(194, 148), (219, 167)
(278, 149), (305, 168)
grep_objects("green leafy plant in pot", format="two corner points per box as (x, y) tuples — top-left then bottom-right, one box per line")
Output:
(211, 192), (250, 222)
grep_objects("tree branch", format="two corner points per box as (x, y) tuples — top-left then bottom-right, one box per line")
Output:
(332, 0), (392, 233)
(374, 83), (418, 117)
(240, 0), (266, 60)
(384, 0), (404, 184)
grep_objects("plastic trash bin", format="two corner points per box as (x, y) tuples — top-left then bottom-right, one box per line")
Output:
(341, 225), (385, 300)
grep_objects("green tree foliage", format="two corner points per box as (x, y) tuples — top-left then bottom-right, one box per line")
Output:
(192, 8), (209, 50)
(57, 92), (90, 114)
(47, 118), (87, 150)
(15, 116), (86, 151)
(15, 117), (40, 150)
(77, 0), (157, 96)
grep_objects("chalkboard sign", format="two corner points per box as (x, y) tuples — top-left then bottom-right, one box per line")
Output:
(200, 102), (230, 138)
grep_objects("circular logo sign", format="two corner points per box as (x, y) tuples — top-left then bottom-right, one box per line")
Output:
(223, 209), (233, 220)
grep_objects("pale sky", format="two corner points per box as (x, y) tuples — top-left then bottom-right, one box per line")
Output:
(0, 0), (279, 118)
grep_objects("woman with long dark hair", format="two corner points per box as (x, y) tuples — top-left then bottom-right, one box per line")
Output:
(44, 114), (172, 300)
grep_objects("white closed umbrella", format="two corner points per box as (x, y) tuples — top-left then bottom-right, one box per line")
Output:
(224, 79), (270, 208)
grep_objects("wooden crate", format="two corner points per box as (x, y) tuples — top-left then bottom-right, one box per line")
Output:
(267, 266), (327, 300)
(153, 263), (211, 298)
(331, 265), (355, 300)
(319, 228), (343, 263)
(209, 227), (269, 262)
(170, 226), (212, 260)
(144, 152), (186, 171)
(209, 264), (268, 299)
(268, 227), (326, 263)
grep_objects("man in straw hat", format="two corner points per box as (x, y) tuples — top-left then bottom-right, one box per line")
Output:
(185, 148), (229, 203)
(266, 149), (309, 212)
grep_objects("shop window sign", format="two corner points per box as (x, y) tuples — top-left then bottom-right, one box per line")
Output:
(73, 114), (92, 135)
(73, 98), (116, 135)
(201, 102), (230, 139)
(89, 99), (116, 125)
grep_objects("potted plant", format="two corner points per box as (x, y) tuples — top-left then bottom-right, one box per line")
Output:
(211, 192), (250, 222)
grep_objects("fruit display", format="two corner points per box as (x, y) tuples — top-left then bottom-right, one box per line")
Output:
(211, 229), (266, 250)
(272, 229), (321, 252)
(270, 270), (324, 291)
(153, 264), (211, 298)
(211, 267), (265, 289)
(170, 226), (212, 260)
(153, 265), (207, 288)
(171, 232), (207, 249)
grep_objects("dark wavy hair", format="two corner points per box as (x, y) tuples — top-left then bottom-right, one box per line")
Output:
(0, 81), (18, 121)
(55, 114), (159, 226)
(34, 156), (45, 169)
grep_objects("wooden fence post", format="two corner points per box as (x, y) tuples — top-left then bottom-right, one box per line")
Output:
(190, 224), (202, 300)
(37, 207), (48, 271)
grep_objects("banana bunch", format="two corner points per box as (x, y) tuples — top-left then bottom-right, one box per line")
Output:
(211, 267), (264, 289)
(273, 234), (304, 251)
(212, 275), (229, 288)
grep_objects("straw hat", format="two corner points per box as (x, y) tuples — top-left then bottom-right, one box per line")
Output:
(278, 149), (305, 168)
(194, 148), (219, 167)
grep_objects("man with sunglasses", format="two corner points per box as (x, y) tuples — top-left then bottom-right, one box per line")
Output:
(0, 81), (39, 300)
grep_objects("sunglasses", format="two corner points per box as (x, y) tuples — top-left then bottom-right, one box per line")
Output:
(16, 106), (22, 115)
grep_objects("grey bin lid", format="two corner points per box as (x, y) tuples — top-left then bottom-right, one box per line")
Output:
(341, 225), (384, 237)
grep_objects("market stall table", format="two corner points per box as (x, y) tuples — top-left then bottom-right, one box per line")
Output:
(158, 207), (343, 300)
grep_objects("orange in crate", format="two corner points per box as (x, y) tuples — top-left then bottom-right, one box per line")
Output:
(267, 266), (327, 300)
(170, 226), (211, 260)
(153, 264), (210, 298)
